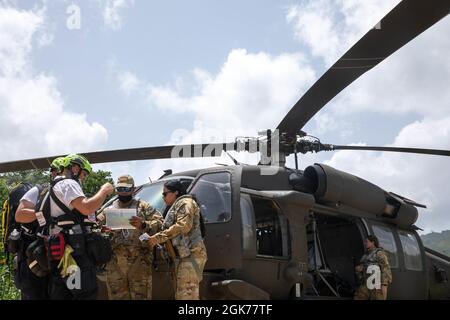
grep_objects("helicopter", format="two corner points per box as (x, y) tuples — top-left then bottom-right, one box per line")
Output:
(1, 0), (450, 300)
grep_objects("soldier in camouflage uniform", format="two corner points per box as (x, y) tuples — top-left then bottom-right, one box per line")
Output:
(354, 235), (392, 300)
(147, 180), (207, 300)
(97, 175), (163, 300)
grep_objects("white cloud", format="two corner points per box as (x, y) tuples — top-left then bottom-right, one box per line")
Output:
(325, 117), (450, 233)
(0, 5), (43, 77)
(117, 70), (140, 96)
(0, 4), (108, 162)
(287, 0), (450, 124)
(147, 49), (316, 142)
(287, 0), (401, 66)
(99, 0), (134, 30)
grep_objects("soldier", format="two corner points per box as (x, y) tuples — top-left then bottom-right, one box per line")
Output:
(97, 174), (163, 300)
(354, 235), (392, 300)
(147, 180), (207, 300)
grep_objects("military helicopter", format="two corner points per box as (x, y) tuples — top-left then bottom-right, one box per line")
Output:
(1, 0), (450, 299)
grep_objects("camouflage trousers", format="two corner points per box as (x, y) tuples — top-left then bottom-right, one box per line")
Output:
(354, 285), (388, 300)
(106, 245), (153, 300)
(174, 242), (207, 300)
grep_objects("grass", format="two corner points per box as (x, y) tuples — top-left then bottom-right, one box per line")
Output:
(0, 245), (20, 300)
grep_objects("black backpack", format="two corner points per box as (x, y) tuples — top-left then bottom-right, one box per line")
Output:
(1, 182), (34, 257)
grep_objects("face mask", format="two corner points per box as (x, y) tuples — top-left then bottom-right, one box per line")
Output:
(118, 195), (133, 203)
(68, 170), (82, 186)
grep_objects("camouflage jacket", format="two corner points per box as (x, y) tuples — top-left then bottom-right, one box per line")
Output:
(153, 195), (203, 257)
(357, 247), (393, 286)
(97, 198), (163, 249)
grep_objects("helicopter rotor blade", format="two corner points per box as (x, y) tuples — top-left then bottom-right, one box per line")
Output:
(0, 142), (238, 174)
(277, 0), (450, 137)
(328, 145), (450, 157)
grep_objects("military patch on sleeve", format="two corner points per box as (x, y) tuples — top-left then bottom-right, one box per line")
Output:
(178, 204), (187, 215)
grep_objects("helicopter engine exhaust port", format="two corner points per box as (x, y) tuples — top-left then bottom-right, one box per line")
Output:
(298, 164), (418, 227)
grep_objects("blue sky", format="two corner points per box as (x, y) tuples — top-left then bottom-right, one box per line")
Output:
(1, 0), (450, 232)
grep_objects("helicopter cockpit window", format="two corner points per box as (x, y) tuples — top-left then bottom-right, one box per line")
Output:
(399, 231), (423, 271)
(189, 172), (232, 223)
(371, 224), (399, 268)
(136, 178), (193, 215)
(251, 196), (289, 258)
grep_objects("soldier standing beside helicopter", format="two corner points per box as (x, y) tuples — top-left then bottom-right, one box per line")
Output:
(97, 174), (163, 300)
(354, 235), (392, 300)
(146, 180), (207, 300)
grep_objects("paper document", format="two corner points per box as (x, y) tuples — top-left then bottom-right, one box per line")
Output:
(104, 208), (137, 230)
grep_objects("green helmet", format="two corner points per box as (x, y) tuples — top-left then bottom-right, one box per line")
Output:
(64, 154), (92, 174)
(50, 157), (66, 172)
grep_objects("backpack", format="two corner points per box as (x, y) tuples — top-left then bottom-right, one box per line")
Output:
(1, 182), (34, 257)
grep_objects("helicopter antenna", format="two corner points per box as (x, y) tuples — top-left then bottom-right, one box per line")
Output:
(158, 169), (172, 179)
(226, 152), (240, 165)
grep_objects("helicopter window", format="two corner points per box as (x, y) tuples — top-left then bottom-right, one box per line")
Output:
(398, 231), (423, 271)
(371, 224), (399, 268)
(135, 178), (193, 214)
(189, 172), (232, 223)
(251, 196), (289, 258)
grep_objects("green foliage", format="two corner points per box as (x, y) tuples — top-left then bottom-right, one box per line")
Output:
(0, 263), (20, 300)
(0, 179), (8, 208)
(83, 170), (114, 199)
(421, 230), (450, 257)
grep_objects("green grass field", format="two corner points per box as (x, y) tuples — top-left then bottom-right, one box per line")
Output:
(0, 262), (20, 300)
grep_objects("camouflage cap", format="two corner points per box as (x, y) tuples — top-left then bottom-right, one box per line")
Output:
(116, 174), (134, 188)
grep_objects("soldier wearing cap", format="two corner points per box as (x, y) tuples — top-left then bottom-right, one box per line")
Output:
(97, 174), (163, 300)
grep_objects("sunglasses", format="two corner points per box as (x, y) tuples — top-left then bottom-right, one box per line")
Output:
(116, 186), (133, 193)
(162, 191), (174, 197)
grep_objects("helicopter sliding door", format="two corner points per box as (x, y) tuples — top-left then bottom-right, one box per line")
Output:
(188, 169), (242, 270)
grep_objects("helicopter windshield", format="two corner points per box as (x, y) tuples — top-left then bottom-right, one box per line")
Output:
(136, 181), (166, 213)
(136, 177), (194, 214)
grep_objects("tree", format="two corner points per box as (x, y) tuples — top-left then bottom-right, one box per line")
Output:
(83, 170), (114, 198)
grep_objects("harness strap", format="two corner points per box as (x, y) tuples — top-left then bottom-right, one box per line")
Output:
(49, 181), (82, 226)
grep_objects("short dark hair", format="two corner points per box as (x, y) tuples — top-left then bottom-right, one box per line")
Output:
(366, 235), (379, 248)
(164, 180), (186, 198)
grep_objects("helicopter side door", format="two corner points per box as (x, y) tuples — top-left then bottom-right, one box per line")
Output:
(188, 168), (242, 270)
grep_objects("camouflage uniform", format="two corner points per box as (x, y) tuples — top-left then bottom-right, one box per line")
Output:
(354, 247), (392, 300)
(98, 198), (162, 300)
(153, 195), (207, 300)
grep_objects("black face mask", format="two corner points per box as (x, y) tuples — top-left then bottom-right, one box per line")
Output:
(118, 195), (133, 203)
(67, 169), (81, 186)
